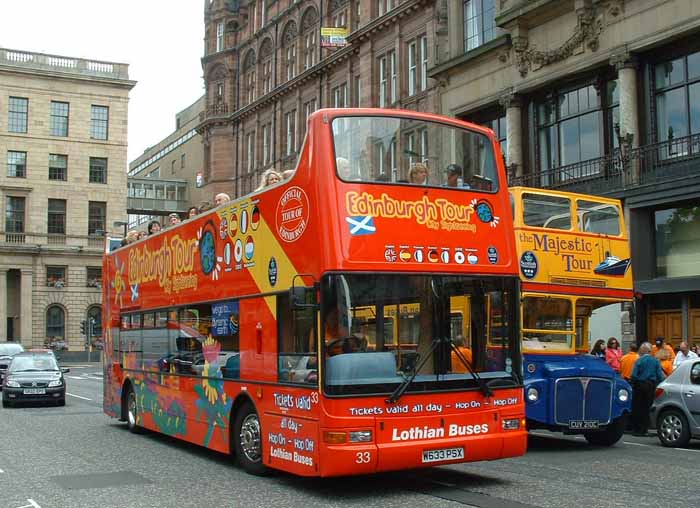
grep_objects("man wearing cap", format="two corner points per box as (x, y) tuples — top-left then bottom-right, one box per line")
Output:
(651, 337), (675, 363)
(444, 164), (467, 188)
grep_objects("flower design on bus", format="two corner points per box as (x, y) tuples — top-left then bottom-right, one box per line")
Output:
(111, 258), (125, 307)
(134, 377), (187, 436)
(472, 199), (500, 228)
(194, 335), (233, 447)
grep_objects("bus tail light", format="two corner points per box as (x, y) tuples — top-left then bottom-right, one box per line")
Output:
(502, 418), (522, 430)
(349, 430), (372, 443)
(323, 431), (347, 444)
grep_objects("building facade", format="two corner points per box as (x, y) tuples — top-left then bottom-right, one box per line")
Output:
(127, 96), (204, 230)
(199, 0), (440, 197)
(431, 0), (700, 347)
(0, 48), (135, 350)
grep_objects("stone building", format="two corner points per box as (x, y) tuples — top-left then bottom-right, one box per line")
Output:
(199, 0), (440, 197)
(0, 48), (135, 350)
(127, 96), (204, 230)
(431, 0), (700, 347)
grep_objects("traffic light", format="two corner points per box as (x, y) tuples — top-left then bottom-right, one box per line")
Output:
(80, 320), (87, 335)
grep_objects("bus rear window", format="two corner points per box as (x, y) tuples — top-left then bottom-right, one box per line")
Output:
(523, 193), (571, 229)
(331, 116), (497, 191)
(577, 200), (621, 235)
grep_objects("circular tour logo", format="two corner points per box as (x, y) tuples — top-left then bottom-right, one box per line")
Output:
(276, 186), (310, 243)
(520, 251), (538, 279)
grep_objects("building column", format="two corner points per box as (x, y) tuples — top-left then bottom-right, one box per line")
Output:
(0, 269), (7, 342)
(499, 90), (524, 179)
(612, 50), (639, 147)
(20, 268), (33, 347)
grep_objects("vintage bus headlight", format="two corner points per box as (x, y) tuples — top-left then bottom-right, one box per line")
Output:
(526, 387), (539, 402)
(618, 388), (629, 402)
(349, 430), (373, 443)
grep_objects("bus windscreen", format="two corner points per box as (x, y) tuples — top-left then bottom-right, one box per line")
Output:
(331, 116), (498, 191)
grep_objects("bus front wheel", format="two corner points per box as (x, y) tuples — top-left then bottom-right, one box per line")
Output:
(584, 415), (626, 446)
(233, 402), (268, 475)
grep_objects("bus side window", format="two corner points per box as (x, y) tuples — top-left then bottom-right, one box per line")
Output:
(142, 310), (170, 373)
(277, 292), (318, 385)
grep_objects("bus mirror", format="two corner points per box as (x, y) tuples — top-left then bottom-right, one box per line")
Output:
(290, 286), (318, 310)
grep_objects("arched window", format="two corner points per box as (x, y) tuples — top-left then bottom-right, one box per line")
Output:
(46, 305), (65, 339)
(87, 305), (102, 339)
(301, 7), (319, 71)
(259, 38), (274, 95)
(242, 50), (257, 104)
(208, 64), (228, 106)
(281, 21), (298, 81)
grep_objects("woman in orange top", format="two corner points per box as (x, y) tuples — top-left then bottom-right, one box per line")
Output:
(656, 348), (673, 377)
(451, 335), (474, 373)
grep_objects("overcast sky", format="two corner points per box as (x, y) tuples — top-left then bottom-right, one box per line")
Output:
(2, 0), (205, 164)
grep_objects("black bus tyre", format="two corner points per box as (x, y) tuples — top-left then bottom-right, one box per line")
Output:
(657, 409), (691, 448)
(234, 402), (268, 475)
(125, 385), (142, 434)
(584, 416), (625, 446)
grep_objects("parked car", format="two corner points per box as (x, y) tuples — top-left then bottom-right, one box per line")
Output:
(0, 342), (25, 388)
(1, 352), (69, 407)
(650, 359), (700, 447)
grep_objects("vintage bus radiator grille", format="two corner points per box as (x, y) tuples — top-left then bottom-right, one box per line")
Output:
(549, 276), (607, 288)
(554, 377), (612, 425)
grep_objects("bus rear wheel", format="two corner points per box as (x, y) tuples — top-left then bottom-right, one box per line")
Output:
(234, 402), (268, 475)
(125, 385), (142, 434)
(584, 416), (625, 446)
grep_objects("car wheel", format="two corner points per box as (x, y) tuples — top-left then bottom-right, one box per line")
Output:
(584, 415), (626, 446)
(125, 385), (142, 434)
(657, 409), (691, 447)
(233, 402), (268, 475)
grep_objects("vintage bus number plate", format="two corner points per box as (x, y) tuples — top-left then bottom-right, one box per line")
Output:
(422, 447), (465, 463)
(23, 388), (46, 395)
(569, 420), (599, 430)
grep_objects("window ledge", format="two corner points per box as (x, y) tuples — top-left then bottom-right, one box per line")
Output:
(428, 35), (510, 78)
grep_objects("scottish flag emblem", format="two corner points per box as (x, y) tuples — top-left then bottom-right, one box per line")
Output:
(346, 216), (376, 235)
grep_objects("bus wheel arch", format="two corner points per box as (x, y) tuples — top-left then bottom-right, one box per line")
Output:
(230, 395), (268, 475)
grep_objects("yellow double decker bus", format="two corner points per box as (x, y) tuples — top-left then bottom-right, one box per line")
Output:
(510, 187), (633, 446)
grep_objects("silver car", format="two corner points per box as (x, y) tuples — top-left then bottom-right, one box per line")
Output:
(650, 359), (700, 447)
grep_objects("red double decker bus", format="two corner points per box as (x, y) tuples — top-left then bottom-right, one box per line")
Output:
(102, 109), (526, 477)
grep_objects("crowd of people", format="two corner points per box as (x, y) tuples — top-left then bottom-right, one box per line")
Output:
(590, 336), (699, 435)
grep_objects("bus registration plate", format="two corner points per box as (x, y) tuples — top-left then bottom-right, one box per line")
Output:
(422, 447), (464, 463)
(569, 420), (599, 430)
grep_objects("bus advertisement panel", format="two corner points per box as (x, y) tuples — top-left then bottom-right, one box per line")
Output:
(511, 187), (633, 446)
(103, 109), (526, 477)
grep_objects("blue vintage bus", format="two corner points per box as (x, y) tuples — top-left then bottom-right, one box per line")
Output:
(511, 187), (632, 445)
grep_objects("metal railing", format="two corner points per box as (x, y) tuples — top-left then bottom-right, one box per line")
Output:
(0, 231), (104, 249)
(510, 133), (700, 195)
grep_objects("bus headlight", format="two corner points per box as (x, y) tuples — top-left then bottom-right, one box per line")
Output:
(618, 389), (629, 402)
(526, 387), (539, 402)
(349, 430), (372, 443)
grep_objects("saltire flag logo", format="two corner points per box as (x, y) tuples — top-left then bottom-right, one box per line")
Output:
(346, 216), (376, 235)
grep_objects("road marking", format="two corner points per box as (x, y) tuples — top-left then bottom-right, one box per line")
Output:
(17, 500), (43, 508)
(66, 392), (92, 401)
(66, 376), (84, 380)
(0, 468), (4, 473)
(623, 441), (651, 447)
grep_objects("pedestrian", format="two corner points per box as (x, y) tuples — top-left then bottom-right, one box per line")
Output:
(652, 337), (675, 363)
(672, 341), (698, 370)
(630, 342), (665, 436)
(656, 347), (673, 376)
(605, 337), (622, 372)
(167, 213), (181, 227)
(214, 193), (231, 206)
(691, 343), (699, 356)
(187, 206), (198, 219)
(590, 339), (606, 360)
(619, 342), (639, 381)
(147, 220), (161, 235)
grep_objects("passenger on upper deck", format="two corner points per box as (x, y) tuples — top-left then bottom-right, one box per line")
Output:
(444, 164), (466, 188)
(214, 193), (230, 206)
(167, 213), (181, 227)
(147, 220), (161, 235)
(256, 169), (282, 191)
(409, 162), (429, 185)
